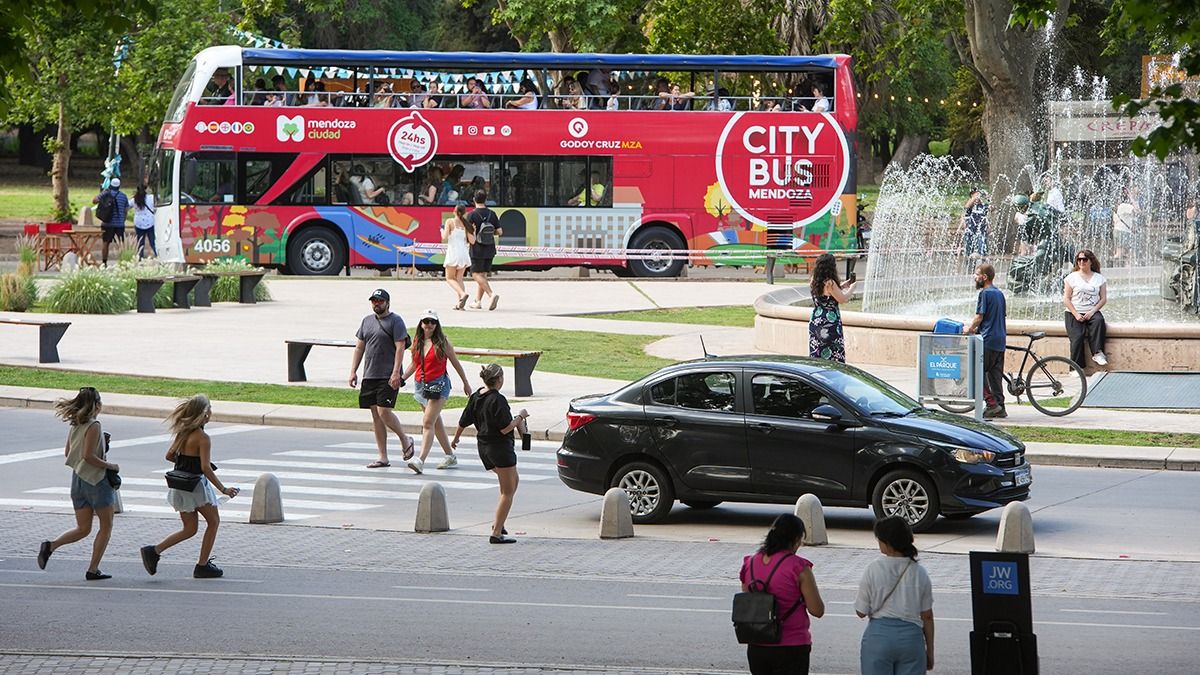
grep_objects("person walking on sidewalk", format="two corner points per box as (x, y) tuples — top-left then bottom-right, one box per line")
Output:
(467, 190), (501, 310)
(139, 395), (240, 579)
(739, 513), (825, 675)
(350, 288), (416, 468)
(451, 363), (530, 544)
(402, 310), (472, 474)
(37, 387), (119, 580)
(966, 263), (1007, 418)
(855, 516), (935, 675)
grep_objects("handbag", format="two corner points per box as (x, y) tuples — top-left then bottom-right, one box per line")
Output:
(105, 468), (121, 490)
(165, 469), (202, 492)
(418, 348), (445, 398)
(732, 552), (803, 644)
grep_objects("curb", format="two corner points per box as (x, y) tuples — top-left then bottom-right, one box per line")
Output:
(1027, 454), (1200, 472)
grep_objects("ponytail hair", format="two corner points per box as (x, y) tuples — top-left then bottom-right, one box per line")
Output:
(758, 513), (806, 555)
(874, 516), (919, 560)
(479, 363), (503, 388)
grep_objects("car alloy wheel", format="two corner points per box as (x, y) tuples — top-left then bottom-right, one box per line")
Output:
(872, 469), (940, 533)
(611, 461), (675, 524)
(620, 469), (660, 515)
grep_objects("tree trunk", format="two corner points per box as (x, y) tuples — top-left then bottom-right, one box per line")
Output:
(547, 28), (570, 53)
(50, 99), (72, 223)
(963, 0), (1070, 186)
(887, 132), (931, 173)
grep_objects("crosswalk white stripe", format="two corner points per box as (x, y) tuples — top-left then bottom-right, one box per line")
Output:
(209, 469), (497, 489)
(23, 487), (380, 511)
(112, 477), (420, 501)
(0, 425), (266, 465)
(217, 458), (552, 482)
(0, 497), (318, 520)
(275, 450), (559, 472)
(327, 441), (561, 455)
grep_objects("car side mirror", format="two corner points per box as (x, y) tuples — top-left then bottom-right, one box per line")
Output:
(811, 404), (843, 422)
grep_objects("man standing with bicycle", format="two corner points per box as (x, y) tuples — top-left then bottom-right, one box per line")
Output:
(966, 263), (1007, 419)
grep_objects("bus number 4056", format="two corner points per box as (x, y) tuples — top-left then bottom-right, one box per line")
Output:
(194, 238), (232, 254)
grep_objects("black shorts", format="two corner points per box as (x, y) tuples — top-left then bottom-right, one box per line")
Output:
(101, 227), (125, 243)
(358, 378), (398, 409)
(471, 257), (493, 274)
(477, 437), (516, 470)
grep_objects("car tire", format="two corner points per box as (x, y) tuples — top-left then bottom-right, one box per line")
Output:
(871, 469), (940, 533)
(611, 461), (675, 524)
(681, 499), (722, 510)
(628, 227), (685, 278)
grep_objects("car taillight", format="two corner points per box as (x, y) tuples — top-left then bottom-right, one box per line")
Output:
(566, 412), (596, 431)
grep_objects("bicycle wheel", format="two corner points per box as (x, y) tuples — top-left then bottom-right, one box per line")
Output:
(931, 372), (974, 413)
(1025, 355), (1087, 416)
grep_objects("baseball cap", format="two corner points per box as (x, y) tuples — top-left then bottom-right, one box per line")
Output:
(419, 309), (439, 323)
(368, 288), (389, 302)
(109, 178), (121, 188)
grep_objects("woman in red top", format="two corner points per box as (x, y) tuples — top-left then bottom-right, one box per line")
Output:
(739, 513), (826, 675)
(401, 310), (471, 474)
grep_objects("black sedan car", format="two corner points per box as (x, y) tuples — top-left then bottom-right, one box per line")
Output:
(557, 356), (1031, 532)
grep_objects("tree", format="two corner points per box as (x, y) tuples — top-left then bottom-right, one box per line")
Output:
(1010, 0), (1200, 161)
(645, 0), (784, 56)
(465, 0), (645, 52)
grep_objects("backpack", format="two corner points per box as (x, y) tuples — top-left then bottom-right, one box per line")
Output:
(475, 210), (497, 246)
(96, 191), (116, 223)
(732, 552), (803, 644)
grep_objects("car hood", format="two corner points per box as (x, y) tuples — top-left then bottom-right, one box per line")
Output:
(880, 411), (1023, 454)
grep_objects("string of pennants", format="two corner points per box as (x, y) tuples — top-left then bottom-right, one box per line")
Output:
(228, 27), (653, 95)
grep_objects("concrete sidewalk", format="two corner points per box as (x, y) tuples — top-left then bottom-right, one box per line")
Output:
(3, 276), (1198, 469)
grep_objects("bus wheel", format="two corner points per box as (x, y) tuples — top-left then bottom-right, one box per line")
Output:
(628, 227), (685, 278)
(287, 227), (346, 276)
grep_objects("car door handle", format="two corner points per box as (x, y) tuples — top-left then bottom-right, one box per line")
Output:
(752, 422), (774, 434)
(653, 416), (677, 427)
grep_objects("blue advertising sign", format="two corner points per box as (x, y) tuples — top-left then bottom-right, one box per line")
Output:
(925, 354), (962, 380)
(981, 560), (1019, 595)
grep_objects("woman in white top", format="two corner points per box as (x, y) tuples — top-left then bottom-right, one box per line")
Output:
(443, 204), (473, 310)
(132, 183), (156, 258)
(855, 516), (935, 675)
(37, 386), (120, 580)
(1063, 249), (1108, 367)
(506, 79), (539, 110)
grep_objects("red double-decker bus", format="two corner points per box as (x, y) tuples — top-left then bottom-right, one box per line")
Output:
(151, 46), (858, 276)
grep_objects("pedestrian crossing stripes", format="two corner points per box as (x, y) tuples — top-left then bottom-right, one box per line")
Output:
(14, 439), (564, 524)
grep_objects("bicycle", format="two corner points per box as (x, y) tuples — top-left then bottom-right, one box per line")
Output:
(937, 331), (1088, 417)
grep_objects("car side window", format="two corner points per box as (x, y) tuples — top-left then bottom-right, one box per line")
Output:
(751, 374), (828, 419)
(649, 372), (736, 412)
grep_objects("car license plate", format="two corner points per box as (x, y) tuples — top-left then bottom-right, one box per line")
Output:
(1014, 468), (1031, 486)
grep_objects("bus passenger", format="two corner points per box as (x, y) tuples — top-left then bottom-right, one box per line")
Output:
(704, 86), (733, 112)
(650, 78), (671, 110)
(809, 83), (830, 112)
(506, 79), (539, 109)
(562, 79), (585, 110)
(422, 81), (442, 109)
(202, 68), (233, 105)
(302, 79), (329, 107)
(606, 77), (620, 110)
(270, 75), (293, 106)
(568, 171), (606, 207)
(586, 68), (611, 109)
(440, 165), (466, 205)
(250, 78), (268, 105)
(350, 164), (387, 205)
(418, 167), (443, 205)
(462, 78), (492, 109)
(667, 84), (695, 111)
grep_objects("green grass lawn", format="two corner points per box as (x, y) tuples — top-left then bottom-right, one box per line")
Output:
(1008, 425), (1200, 448)
(0, 365), (458, 411)
(577, 306), (758, 328)
(0, 184), (96, 221)
(442, 327), (673, 382)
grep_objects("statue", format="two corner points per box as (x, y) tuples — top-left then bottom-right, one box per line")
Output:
(1007, 193), (1073, 295)
(1161, 204), (1200, 313)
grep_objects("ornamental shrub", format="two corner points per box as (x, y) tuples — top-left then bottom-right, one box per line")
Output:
(111, 260), (179, 309)
(0, 272), (37, 311)
(201, 258), (272, 302)
(44, 267), (134, 314)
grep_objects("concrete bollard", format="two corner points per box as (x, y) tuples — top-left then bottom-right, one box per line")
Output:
(793, 494), (828, 546)
(414, 482), (449, 533)
(599, 487), (634, 539)
(249, 473), (284, 524)
(995, 502), (1035, 553)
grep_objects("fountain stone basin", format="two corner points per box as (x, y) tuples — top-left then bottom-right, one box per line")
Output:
(754, 286), (1200, 374)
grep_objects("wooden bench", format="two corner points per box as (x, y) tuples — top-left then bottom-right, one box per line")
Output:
(192, 269), (267, 306)
(0, 317), (71, 363)
(285, 340), (542, 396)
(135, 275), (202, 313)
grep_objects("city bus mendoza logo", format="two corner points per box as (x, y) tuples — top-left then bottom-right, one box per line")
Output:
(277, 114), (304, 142)
(715, 112), (850, 228)
(388, 111), (438, 171)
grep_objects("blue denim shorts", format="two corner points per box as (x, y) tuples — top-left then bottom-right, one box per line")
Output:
(71, 472), (117, 511)
(413, 373), (452, 406)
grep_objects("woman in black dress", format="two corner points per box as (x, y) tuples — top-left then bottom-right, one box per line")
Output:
(451, 364), (529, 544)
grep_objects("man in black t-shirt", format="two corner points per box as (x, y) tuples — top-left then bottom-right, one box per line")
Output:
(467, 189), (502, 310)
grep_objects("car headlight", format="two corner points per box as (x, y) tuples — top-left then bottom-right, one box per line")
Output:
(951, 447), (995, 464)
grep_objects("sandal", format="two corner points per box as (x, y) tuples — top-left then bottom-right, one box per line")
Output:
(455, 295), (468, 311)
(401, 438), (416, 462)
(366, 460), (391, 469)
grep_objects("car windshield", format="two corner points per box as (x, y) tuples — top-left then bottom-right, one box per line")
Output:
(810, 368), (920, 415)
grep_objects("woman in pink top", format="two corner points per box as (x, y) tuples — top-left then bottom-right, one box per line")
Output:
(739, 513), (826, 675)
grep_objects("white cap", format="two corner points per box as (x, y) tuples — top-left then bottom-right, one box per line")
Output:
(419, 309), (439, 323)
(109, 178), (121, 188)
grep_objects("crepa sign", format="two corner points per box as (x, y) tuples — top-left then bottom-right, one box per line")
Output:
(388, 111), (438, 171)
(715, 112), (850, 228)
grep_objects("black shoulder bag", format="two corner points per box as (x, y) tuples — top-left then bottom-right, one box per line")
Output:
(417, 346), (445, 399)
(732, 553), (804, 644)
(102, 431), (121, 490)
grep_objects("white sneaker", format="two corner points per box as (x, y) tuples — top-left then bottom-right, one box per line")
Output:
(407, 457), (424, 474)
(1092, 352), (1108, 366)
(436, 454), (458, 469)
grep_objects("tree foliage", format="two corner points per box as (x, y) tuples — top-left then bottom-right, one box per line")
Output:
(644, 0), (784, 56)
(464, 0), (645, 52)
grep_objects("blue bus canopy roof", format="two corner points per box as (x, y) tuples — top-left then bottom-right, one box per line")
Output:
(240, 49), (844, 72)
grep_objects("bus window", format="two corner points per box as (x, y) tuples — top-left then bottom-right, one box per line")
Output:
(165, 61), (197, 123)
(456, 157), (501, 206)
(588, 157), (612, 206)
(242, 155), (293, 204)
(277, 160), (328, 205)
(150, 149), (175, 207)
(200, 67), (234, 106)
(559, 158), (590, 207)
(503, 158), (555, 207)
(180, 153), (235, 204)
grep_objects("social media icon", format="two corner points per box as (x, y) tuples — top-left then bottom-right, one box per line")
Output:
(483, 126), (495, 136)
(467, 126), (479, 136)
(453, 125), (463, 135)
(500, 125), (512, 137)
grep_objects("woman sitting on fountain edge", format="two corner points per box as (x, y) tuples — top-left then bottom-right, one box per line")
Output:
(1063, 249), (1108, 368)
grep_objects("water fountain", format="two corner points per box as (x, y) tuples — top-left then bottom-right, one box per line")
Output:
(755, 65), (1200, 374)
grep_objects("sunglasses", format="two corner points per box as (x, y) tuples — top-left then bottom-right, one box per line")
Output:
(421, 319), (439, 325)
(1076, 257), (1090, 262)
